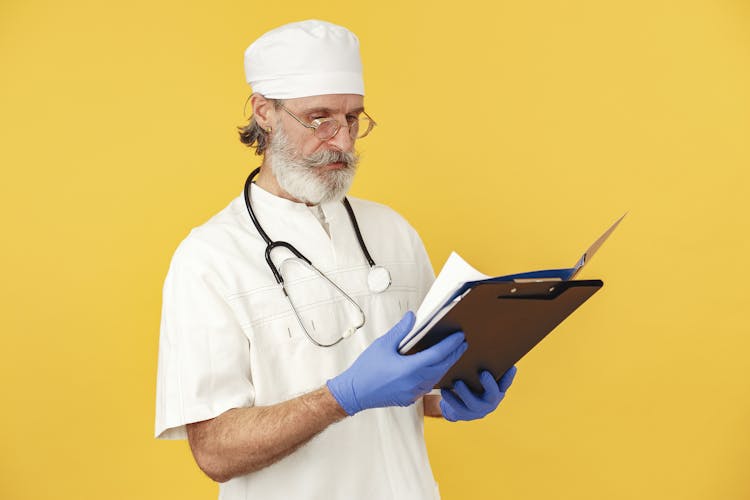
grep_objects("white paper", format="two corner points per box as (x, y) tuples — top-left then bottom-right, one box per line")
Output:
(398, 252), (488, 350)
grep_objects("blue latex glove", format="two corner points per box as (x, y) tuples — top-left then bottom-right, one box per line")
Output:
(439, 366), (518, 422)
(327, 311), (468, 416)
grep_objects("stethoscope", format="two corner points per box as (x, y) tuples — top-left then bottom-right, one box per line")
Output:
(243, 167), (392, 346)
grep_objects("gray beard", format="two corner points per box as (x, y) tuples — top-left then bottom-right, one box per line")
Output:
(267, 127), (359, 205)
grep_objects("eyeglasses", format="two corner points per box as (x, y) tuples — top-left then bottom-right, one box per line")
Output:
(279, 103), (377, 141)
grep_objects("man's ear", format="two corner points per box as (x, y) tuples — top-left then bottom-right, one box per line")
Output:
(251, 94), (274, 129)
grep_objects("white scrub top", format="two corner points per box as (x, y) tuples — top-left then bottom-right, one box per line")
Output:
(155, 183), (440, 500)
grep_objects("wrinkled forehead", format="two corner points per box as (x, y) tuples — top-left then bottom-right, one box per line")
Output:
(281, 94), (365, 114)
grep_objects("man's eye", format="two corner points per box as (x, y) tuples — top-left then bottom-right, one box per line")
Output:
(311, 116), (326, 121)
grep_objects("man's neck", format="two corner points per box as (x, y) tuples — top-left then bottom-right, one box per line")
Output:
(254, 162), (313, 206)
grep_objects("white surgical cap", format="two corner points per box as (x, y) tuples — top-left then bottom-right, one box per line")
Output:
(244, 19), (364, 99)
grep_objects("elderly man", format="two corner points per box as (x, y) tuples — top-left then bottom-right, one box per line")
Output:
(155, 19), (516, 499)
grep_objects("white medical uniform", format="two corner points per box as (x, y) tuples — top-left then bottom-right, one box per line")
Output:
(155, 183), (441, 500)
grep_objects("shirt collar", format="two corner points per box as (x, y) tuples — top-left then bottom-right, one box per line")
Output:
(233, 182), (342, 222)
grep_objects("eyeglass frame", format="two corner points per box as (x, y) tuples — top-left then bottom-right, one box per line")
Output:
(278, 103), (377, 141)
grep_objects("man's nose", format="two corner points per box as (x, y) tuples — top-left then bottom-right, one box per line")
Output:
(326, 121), (355, 152)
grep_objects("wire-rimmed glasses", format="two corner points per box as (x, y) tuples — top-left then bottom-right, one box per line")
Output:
(279, 103), (377, 141)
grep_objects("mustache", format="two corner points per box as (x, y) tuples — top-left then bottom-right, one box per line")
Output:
(303, 149), (359, 169)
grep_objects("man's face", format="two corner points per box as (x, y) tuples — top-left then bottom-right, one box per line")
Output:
(266, 94), (364, 205)
(277, 93), (363, 156)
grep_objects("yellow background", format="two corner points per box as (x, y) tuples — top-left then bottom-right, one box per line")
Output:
(1, 0), (748, 498)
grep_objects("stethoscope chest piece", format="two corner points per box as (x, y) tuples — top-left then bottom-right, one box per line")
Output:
(367, 265), (392, 294)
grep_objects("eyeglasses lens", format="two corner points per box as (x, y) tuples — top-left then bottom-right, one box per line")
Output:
(356, 117), (374, 139)
(315, 120), (340, 141)
(314, 116), (373, 141)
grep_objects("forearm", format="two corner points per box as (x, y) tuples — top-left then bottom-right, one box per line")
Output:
(423, 394), (443, 418)
(187, 386), (347, 482)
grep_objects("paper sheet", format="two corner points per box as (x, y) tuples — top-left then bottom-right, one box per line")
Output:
(398, 252), (488, 350)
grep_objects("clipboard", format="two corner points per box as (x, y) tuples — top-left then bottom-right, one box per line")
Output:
(401, 278), (603, 393)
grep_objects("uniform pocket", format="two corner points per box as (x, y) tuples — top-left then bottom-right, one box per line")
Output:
(223, 261), (424, 406)
(226, 280), (365, 405)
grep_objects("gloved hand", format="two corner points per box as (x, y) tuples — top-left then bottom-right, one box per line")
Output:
(439, 366), (518, 422)
(327, 311), (468, 416)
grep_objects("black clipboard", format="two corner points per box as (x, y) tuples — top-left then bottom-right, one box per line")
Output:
(402, 279), (603, 393)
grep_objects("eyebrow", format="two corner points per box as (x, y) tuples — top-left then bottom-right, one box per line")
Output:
(301, 106), (365, 116)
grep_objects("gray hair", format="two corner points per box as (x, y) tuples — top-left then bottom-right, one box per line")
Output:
(237, 97), (283, 155)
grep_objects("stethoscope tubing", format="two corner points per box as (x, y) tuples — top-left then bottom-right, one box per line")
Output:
(243, 166), (381, 286)
(242, 166), (391, 347)
(342, 197), (376, 268)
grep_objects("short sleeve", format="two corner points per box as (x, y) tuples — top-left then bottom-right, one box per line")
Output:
(154, 238), (255, 440)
